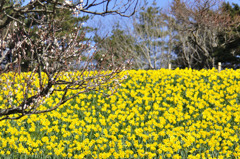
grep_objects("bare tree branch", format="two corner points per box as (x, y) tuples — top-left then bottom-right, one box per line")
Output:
(168, 0), (240, 69)
(0, 0), (135, 120)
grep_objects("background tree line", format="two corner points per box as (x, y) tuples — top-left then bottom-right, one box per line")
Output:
(3, 0), (239, 71)
(94, 0), (240, 70)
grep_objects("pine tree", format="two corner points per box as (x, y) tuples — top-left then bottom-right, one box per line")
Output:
(214, 2), (240, 68)
(132, 1), (168, 69)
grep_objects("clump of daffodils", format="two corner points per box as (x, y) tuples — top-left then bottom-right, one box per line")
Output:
(0, 68), (240, 158)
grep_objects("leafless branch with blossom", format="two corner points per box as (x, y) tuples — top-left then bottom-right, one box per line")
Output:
(0, 0), (137, 121)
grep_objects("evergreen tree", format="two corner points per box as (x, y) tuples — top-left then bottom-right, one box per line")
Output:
(132, 1), (168, 69)
(94, 24), (135, 69)
(94, 1), (170, 70)
(214, 2), (240, 68)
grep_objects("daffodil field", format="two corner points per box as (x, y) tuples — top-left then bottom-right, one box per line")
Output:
(1, 68), (240, 159)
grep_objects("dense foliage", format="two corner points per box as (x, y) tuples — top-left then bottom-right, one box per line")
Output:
(0, 69), (240, 158)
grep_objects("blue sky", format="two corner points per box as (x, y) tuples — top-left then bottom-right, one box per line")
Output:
(22, 0), (240, 17)
(22, 0), (240, 8)
(22, 0), (240, 33)
(86, 0), (240, 35)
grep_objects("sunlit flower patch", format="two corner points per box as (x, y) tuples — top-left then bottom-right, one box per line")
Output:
(0, 68), (240, 158)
